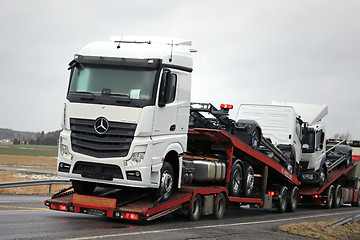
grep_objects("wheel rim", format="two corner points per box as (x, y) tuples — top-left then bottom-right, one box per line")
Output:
(246, 172), (254, 194)
(251, 131), (259, 148)
(320, 169), (325, 183)
(161, 170), (173, 197)
(328, 188), (334, 206)
(232, 169), (241, 192)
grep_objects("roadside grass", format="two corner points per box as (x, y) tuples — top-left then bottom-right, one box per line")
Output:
(0, 169), (70, 194)
(278, 219), (360, 240)
(0, 144), (57, 157)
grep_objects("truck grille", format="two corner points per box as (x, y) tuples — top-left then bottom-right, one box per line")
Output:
(70, 118), (136, 158)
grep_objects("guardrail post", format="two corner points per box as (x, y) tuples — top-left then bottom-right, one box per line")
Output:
(49, 184), (52, 194)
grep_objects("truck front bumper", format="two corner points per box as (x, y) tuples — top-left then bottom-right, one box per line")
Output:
(299, 170), (320, 184)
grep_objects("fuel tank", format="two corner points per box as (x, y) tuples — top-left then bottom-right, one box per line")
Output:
(192, 160), (226, 182)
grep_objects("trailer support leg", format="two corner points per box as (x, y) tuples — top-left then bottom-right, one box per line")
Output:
(261, 165), (268, 198)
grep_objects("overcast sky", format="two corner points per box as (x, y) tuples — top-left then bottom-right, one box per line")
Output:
(1, 0), (359, 139)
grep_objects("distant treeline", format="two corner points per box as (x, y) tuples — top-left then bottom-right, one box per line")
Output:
(0, 128), (61, 146)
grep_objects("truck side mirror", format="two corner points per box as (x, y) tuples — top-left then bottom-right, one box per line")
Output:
(317, 143), (324, 151)
(158, 70), (176, 107)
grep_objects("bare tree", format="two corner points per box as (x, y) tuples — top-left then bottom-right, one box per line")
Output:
(333, 131), (352, 140)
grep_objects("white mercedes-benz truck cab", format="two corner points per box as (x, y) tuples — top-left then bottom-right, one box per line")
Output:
(237, 103), (303, 174)
(57, 36), (194, 201)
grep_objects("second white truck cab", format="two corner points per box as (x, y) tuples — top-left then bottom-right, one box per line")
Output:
(237, 103), (303, 174)
(57, 36), (194, 200)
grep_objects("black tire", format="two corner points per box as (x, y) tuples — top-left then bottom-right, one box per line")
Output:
(345, 152), (352, 168)
(72, 180), (96, 195)
(287, 186), (298, 212)
(242, 162), (254, 198)
(251, 128), (261, 149)
(150, 162), (174, 202)
(229, 163), (243, 197)
(325, 185), (335, 209)
(333, 184), (342, 208)
(317, 166), (326, 187)
(277, 186), (289, 213)
(189, 194), (202, 221)
(351, 188), (360, 207)
(213, 192), (226, 219)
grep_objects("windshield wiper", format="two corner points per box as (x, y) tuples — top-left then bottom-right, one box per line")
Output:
(70, 91), (101, 103)
(106, 93), (139, 107)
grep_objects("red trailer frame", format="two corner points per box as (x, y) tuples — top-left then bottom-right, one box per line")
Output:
(45, 129), (303, 221)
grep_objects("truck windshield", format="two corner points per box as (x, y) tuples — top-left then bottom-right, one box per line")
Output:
(302, 130), (315, 153)
(68, 64), (157, 107)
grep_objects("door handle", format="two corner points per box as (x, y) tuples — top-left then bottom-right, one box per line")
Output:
(170, 124), (176, 131)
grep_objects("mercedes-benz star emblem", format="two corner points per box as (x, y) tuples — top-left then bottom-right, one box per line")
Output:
(94, 117), (109, 134)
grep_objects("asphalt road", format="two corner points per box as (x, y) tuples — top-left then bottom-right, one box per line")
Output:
(0, 194), (359, 240)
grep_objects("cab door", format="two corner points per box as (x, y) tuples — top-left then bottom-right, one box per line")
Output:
(152, 69), (178, 136)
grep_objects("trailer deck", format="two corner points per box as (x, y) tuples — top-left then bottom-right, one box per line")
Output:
(299, 156), (360, 196)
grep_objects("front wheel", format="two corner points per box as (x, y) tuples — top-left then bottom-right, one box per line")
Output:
(317, 166), (326, 187)
(150, 162), (174, 202)
(251, 128), (261, 149)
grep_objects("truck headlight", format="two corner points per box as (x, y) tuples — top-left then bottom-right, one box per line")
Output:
(124, 153), (145, 167)
(59, 137), (71, 158)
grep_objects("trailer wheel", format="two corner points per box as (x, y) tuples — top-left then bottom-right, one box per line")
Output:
(287, 186), (298, 212)
(333, 185), (342, 208)
(213, 192), (226, 219)
(71, 180), (96, 195)
(150, 162), (174, 202)
(229, 163), (243, 197)
(324, 185), (335, 209)
(189, 194), (202, 221)
(277, 186), (288, 213)
(351, 188), (360, 207)
(242, 163), (254, 198)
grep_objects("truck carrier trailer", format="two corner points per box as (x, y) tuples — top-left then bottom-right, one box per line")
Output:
(45, 127), (360, 222)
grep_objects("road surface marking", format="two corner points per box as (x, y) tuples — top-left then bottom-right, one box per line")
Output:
(0, 209), (50, 213)
(0, 205), (49, 212)
(66, 210), (360, 240)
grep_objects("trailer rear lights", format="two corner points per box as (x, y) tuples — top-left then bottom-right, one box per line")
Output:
(267, 191), (278, 196)
(51, 204), (67, 211)
(313, 195), (320, 198)
(121, 212), (139, 220)
(220, 104), (233, 109)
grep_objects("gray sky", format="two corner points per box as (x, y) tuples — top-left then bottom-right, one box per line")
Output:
(1, 0), (359, 139)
